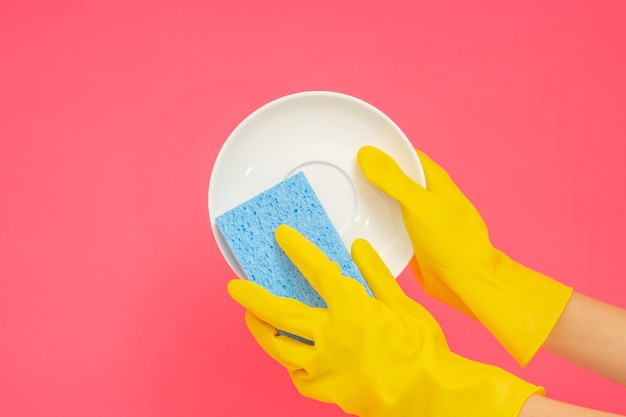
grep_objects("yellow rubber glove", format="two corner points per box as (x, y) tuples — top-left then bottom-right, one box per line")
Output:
(357, 145), (574, 366)
(227, 224), (543, 417)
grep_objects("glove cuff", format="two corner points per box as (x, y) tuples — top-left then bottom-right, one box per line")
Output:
(488, 250), (574, 366)
(375, 349), (544, 417)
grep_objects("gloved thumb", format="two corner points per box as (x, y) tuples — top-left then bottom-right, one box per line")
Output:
(357, 145), (429, 210)
(351, 238), (407, 306)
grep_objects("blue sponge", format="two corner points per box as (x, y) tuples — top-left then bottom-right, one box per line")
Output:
(215, 171), (373, 308)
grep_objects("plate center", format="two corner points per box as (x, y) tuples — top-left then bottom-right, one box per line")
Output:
(287, 162), (357, 233)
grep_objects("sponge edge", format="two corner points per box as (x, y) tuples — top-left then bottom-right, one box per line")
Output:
(215, 171), (373, 308)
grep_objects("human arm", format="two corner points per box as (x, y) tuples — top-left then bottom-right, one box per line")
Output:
(542, 291), (626, 386)
(520, 395), (624, 417)
(357, 145), (626, 385)
(352, 145), (626, 416)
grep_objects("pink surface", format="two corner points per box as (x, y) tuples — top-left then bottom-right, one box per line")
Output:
(1, 1), (625, 415)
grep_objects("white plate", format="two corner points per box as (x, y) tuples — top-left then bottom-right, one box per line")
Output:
(208, 91), (425, 278)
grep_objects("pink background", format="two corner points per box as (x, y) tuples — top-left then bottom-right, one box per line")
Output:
(2, 1), (625, 415)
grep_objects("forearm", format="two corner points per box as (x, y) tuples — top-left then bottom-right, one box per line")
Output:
(520, 395), (624, 417)
(542, 291), (626, 385)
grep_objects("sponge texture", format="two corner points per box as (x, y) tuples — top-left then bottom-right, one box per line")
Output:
(216, 172), (372, 308)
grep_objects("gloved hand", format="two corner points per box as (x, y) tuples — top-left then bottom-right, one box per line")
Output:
(227, 224), (543, 417)
(357, 145), (574, 366)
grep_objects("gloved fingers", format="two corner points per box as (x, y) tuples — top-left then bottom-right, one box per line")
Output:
(227, 279), (319, 341)
(353, 242), (447, 331)
(275, 224), (356, 308)
(244, 311), (316, 372)
(351, 238), (408, 306)
(357, 145), (431, 209)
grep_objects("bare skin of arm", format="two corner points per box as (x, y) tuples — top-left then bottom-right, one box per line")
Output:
(519, 395), (624, 417)
(518, 291), (626, 417)
(542, 291), (626, 386)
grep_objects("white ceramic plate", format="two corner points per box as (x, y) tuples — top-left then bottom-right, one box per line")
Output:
(208, 91), (425, 278)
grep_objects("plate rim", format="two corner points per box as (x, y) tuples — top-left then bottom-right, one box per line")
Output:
(208, 90), (425, 278)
